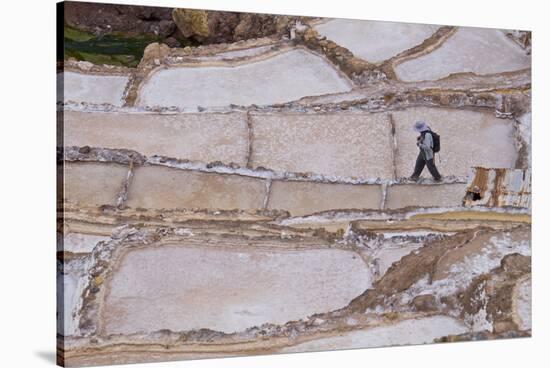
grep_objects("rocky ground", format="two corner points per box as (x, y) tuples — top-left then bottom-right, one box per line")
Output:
(62, 1), (303, 66)
(58, 6), (531, 367)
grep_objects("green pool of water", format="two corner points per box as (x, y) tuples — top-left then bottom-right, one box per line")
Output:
(64, 25), (187, 68)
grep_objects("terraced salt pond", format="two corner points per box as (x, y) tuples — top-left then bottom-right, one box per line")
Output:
(63, 107), (518, 182)
(386, 184), (467, 209)
(100, 246), (370, 334)
(395, 27), (531, 81)
(60, 72), (129, 106)
(64, 111), (249, 165)
(59, 11), (532, 365)
(391, 107), (517, 178)
(136, 49), (352, 108)
(281, 316), (468, 353)
(64, 162), (128, 207)
(127, 166), (267, 210)
(268, 181), (381, 216)
(250, 108), (516, 179)
(63, 107), (518, 212)
(314, 19), (439, 63)
(250, 112), (393, 179)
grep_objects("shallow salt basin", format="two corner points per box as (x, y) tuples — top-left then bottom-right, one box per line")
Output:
(314, 19), (439, 63)
(395, 27), (530, 81)
(100, 246), (370, 334)
(64, 162), (128, 207)
(60, 72), (129, 106)
(250, 112), (393, 179)
(391, 107), (517, 178)
(126, 166), (267, 210)
(386, 184), (467, 209)
(268, 180), (381, 216)
(281, 316), (468, 353)
(251, 108), (516, 180)
(136, 49), (352, 108)
(64, 111), (249, 165)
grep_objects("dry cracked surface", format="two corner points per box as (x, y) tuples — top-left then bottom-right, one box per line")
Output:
(58, 11), (531, 367)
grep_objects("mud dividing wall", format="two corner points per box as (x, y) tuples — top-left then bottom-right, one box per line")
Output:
(58, 12), (531, 366)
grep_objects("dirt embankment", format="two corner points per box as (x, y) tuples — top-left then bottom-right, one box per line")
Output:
(64, 2), (299, 46)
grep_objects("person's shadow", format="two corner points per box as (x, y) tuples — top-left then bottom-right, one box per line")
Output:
(35, 351), (56, 365)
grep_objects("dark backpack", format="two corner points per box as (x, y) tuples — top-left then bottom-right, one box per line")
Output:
(422, 130), (441, 153)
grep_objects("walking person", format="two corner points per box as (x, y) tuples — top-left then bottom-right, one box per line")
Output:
(409, 121), (442, 182)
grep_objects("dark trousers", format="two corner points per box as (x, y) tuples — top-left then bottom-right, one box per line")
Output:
(412, 151), (441, 180)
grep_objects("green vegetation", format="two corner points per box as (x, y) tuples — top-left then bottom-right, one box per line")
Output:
(64, 25), (95, 42)
(63, 24), (161, 67)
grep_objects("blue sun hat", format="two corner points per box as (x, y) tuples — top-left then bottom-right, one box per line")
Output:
(413, 121), (429, 133)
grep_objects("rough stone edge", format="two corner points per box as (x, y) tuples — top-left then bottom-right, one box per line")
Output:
(294, 25), (383, 86)
(60, 80), (531, 116)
